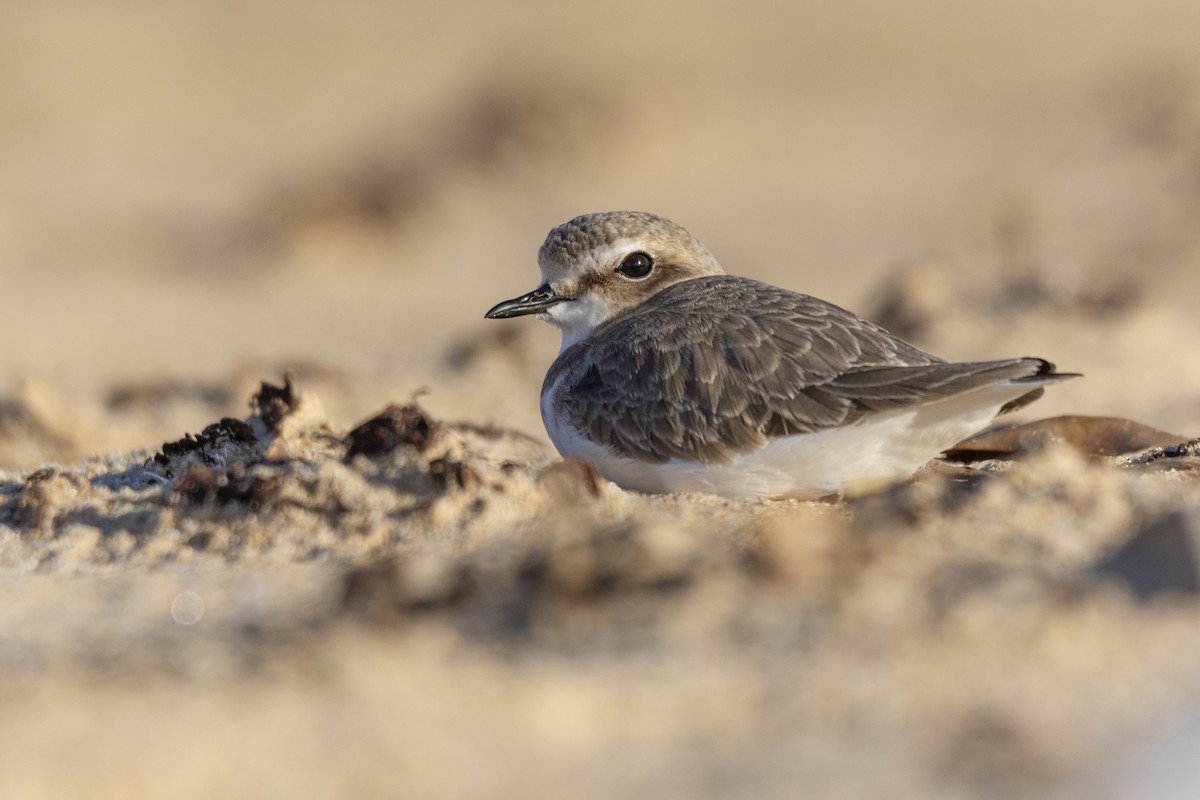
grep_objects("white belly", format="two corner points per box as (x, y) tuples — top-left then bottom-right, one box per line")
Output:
(541, 378), (1026, 499)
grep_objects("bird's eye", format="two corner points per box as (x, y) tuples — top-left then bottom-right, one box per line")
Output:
(616, 251), (654, 280)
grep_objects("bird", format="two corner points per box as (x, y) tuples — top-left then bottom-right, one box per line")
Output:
(485, 211), (1076, 499)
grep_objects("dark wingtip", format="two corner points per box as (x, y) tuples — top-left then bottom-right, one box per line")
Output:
(1028, 358), (1082, 381)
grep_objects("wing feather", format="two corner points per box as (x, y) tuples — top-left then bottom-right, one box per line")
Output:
(545, 276), (1058, 464)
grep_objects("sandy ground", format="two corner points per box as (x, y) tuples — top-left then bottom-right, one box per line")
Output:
(3, 1), (1200, 797)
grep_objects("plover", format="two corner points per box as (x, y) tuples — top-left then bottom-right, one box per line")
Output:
(485, 211), (1076, 499)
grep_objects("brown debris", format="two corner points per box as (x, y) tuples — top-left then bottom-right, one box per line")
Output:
(251, 372), (299, 434)
(173, 465), (219, 504)
(216, 473), (278, 509)
(945, 415), (1192, 462)
(4, 468), (87, 532)
(171, 460), (278, 510)
(344, 403), (436, 460)
(154, 417), (259, 466)
(173, 464), (279, 509)
(27, 467), (57, 484)
(15, 470), (57, 531)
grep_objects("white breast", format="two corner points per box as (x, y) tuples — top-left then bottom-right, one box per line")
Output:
(542, 292), (615, 353)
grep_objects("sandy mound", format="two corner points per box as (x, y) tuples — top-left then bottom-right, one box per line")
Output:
(2, 373), (1200, 798)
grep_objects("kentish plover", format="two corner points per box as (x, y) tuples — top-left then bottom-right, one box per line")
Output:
(486, 211), (1075, 499)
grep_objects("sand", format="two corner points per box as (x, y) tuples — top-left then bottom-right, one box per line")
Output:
(3, 1), (1200, 797)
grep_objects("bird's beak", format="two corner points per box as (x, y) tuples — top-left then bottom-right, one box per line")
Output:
(484, 284), (568, 319)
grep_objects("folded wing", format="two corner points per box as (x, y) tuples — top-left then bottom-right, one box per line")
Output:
(547, 276), (1069, 464)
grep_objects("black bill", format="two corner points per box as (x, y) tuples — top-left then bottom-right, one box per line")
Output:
(484, 284), (567, 319)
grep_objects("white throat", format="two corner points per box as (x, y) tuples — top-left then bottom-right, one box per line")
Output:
(542, 292), (613, 352)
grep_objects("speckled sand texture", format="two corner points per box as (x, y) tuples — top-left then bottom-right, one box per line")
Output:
(5, 2), (1200, 797)
(2, 373), (1200, 799)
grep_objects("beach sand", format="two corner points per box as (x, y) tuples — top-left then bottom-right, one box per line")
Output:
(3, 2), (1200, 797)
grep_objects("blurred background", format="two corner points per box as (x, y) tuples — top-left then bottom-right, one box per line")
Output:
(3, 0), (1200, 469)
(5, 4), (1200, 799)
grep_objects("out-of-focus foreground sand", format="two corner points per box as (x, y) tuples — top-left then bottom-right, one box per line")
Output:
(3, 1), (1200, 797)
